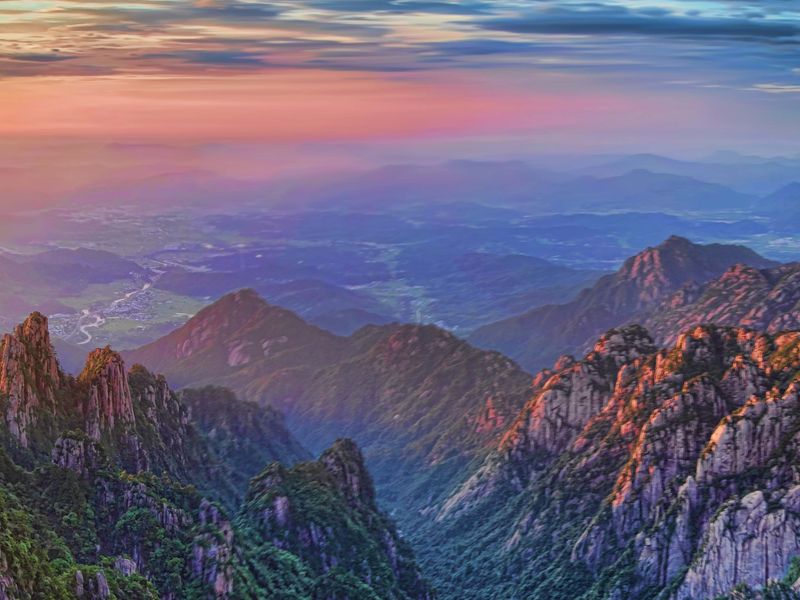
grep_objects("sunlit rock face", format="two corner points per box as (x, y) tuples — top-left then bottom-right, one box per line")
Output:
(437, 322), (800, 599)
(0, 312), (62, 448)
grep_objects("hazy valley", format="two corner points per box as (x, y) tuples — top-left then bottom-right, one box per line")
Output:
(3, 150), (800, 599)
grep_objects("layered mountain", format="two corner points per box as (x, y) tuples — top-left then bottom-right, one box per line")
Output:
(259, 160), (756, 214)
(126, 290), (535, 514)
(580, 152), (800, 194)
(541, 169), (754, 213)
(124, 288), (349, 389)
(469, 235), (777, 372)
(0, 312), (431, 599)
(425, 324), (800, 599)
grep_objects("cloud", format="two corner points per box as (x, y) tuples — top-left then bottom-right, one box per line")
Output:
(1, 0), (799, 94)
(302, 0), (493, 15)
(141, 49), (269, 67)
(751, 83), (800, 94)
(479, 6), (800, 41)
(5, 53), (75, 63)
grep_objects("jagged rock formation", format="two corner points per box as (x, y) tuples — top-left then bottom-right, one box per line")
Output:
(469, 236), (777, 372)
(644, 262), (800, 344)
(0, 312), (63, 449)
(0, 312), (431, 599)
(128, 293), (535, 519)
(78, 347), (136, 441)
(240, 439), (434, 600)
(52, 431), (106, 477)
(428, 324), (800, 600)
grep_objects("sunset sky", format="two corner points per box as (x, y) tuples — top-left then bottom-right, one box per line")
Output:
(2, 0), (799, 152)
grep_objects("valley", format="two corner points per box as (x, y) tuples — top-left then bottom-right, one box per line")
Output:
(3, 174), (800, 355)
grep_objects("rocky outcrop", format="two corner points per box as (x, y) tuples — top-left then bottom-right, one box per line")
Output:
(319, 438), (375, 508)
(434, 324), (800, 600)
(74, 570), (110, 599)
(441, 326), (655, 516)
(645, 262), (800, 345)
(51, 432), (105, 477)
(242, 439), (434, 600)
(677, 488), (800, 599)
(191, 499), (234, 598)
(0, 312), (62, 448)
(78, 347), (135, 441)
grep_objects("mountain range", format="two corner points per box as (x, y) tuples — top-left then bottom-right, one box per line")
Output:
(124, 289), (535, 515)
(0, 312), (432, 599)
(428, 323), (800, 599)
(7, 230), (800, 598)
(469, 235), (778, 372)
(66, 156), (800, 215)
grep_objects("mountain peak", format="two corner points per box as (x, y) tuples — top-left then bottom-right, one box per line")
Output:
(10, 311), (61, 381)
(660, 234), (692, 248)
(319, 438), (375, 508)
(590, 325), (656, 362)
(0, 312), (63, 447)
(618, 235), (776, 300)
(79, 346), (125, 383)
(218, 287), (267, 307)
(15, 311), (52, 346)
(470, 237), (776, 372)
(78, 346), (135, 440)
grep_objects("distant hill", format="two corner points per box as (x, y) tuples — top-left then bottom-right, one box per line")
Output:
(125, 289), (535, 513)
(540, 169), (754, 213)
(123, 288), (349, 389)
(758, 181), (800, 214)
(468, 236), (778, 372)
(581, 152), (800, 194)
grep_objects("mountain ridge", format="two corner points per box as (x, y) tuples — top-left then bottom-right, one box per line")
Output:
(0, 311), (432, 599)
(468, 235), (778, 372)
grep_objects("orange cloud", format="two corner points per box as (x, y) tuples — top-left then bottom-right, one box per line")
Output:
(0, 69), (636, 142)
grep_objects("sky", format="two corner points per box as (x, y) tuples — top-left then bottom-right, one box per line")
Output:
(1, 0), (799, 151)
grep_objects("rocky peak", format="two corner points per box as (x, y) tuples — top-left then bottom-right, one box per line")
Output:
(13, 312), (61, 377)
(241, 440), (433, 600)
(588, 325), (656, 366)
(0, 312), (63, 448)
(614, 236), (775, 311)
(319, 438), (375, 508)
(643, 261), (800, 348)
(372, 323), (460, 365)
(78, 347), (135, 440)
